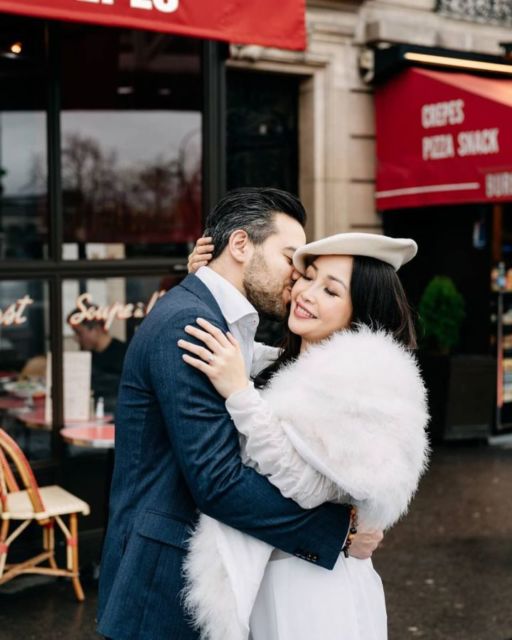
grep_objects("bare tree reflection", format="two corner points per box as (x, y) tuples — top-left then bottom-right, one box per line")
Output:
(58, 131), (201, 247)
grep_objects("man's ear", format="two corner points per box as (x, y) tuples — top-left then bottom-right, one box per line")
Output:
(227, 229), (253, 263)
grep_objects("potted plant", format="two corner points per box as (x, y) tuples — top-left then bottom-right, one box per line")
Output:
(417, 276), (465, 441)
(418, 276), (465, 355)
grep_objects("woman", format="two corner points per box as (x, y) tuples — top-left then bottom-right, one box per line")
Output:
(179, 233), (429, 640)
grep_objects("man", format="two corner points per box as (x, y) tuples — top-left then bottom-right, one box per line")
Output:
(67, 311), (127, 412)
(97, 188), (381, 639)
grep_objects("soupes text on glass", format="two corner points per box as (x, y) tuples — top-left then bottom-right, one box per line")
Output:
(76, 0), (180, 13)
(0, 296), (33, 327)
(68, 291), (167, 330)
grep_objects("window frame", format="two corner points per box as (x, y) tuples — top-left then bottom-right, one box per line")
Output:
(0, 19), (226, 467)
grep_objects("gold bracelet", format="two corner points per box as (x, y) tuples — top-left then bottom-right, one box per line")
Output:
(342, 505), (358, 558)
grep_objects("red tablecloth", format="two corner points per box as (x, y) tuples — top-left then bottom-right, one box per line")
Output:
(17, 408), (113, 430)
(61, 425), (115, 449)
(0, 396), (26, 410)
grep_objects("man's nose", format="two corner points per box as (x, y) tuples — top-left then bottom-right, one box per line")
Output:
(291, 268), (301, 282)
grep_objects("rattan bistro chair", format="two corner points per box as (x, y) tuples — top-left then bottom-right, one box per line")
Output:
(0, 428), (90, 601)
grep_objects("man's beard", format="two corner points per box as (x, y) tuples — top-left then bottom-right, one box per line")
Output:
(243, 251), (289, 320)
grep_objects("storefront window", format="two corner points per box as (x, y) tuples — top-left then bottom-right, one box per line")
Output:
(0, 18), (48, 260)
(0, 280), (51, 460)
(60, 26), (202, 260)
(0, 14), (215, 472)
(227, 70), (299, 193)
(62, 274), (181, 420)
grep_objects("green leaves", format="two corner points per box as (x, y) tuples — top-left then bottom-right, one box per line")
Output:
(418, 276), (465, 353)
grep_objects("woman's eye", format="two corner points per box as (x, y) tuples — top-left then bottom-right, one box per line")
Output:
(325, 288), (338, 297)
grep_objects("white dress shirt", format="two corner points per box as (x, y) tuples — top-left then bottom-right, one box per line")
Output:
(195, 267), (260, 376)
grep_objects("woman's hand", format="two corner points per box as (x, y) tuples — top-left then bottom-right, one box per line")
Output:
(178, 318), (249, 399)
(188, 237), (214, 274)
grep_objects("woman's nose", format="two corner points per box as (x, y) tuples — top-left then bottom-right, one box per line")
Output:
(300, 284), (316, 303)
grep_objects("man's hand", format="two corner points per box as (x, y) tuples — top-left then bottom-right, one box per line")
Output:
(348, 529), (384, 560)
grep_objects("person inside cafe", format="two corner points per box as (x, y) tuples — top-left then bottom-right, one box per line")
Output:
(66, 308), (127, 413)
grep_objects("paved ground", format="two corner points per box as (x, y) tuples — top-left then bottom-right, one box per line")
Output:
(1, 442), (511, 639)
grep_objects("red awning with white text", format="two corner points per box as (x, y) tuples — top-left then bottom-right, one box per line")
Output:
(0, 0), (306, 51)
(375, 67), (512, 210)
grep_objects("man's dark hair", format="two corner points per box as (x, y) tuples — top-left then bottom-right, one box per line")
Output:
(204, 187), (307, 260)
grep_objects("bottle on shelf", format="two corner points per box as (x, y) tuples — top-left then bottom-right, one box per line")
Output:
(95, 396), (105, 420)
(497, 261), (507, 290)
(89, 390), (95, 420)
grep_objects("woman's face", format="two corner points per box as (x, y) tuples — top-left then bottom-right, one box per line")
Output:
(288, 254), (353, 347)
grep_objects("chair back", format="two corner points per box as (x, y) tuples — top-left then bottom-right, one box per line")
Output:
(0, 429), (46, 515)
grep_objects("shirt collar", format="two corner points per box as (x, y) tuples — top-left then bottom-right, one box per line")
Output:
(195, 266), (258, 325)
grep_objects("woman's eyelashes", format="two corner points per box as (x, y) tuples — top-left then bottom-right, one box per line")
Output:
(300, 273), (339, 297)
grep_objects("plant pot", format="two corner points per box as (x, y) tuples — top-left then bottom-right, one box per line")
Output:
(418, 352), (495, 442)
(418, 352), (450, 443)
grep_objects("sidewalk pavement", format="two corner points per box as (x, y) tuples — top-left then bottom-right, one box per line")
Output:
(1, 443), (511, 639)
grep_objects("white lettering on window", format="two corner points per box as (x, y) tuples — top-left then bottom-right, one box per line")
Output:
(0, 296), (34, 327)
(68, 291), (166, 330)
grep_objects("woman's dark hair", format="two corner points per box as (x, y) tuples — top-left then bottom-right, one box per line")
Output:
(204, 187), (306, 260)
(254, 255), (417, 388)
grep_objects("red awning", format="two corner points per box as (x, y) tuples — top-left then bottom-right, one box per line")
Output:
(0, 0), (306, 51)
(375, 67), (512, 210)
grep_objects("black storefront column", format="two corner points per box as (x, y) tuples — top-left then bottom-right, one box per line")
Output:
(202, 41), (228, 221)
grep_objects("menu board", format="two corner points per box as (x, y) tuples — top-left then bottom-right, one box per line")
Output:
(45, 352), (92, 422)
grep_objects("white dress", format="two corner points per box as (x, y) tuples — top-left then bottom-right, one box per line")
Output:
(250, 554), (386, 640)
(183, 328), (429, 640)
(228, 384), (388, 640)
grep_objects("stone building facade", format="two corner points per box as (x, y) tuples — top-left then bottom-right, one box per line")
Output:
(228, 0), (512, 238)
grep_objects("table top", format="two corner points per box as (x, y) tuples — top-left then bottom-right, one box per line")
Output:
(0, 396), (26, 410)
(16, 407), (114, 430)
(60, 425), (115, 449)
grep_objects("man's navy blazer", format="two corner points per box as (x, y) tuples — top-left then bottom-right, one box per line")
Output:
(97, 274), (350, 639)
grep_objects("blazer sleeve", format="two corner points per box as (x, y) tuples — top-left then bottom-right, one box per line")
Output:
(226, 384), (342, 509)
(149, 309), (349, 570)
